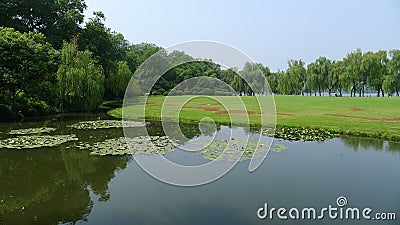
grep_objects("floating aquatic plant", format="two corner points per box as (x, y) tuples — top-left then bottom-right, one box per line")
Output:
(77, 135), (287, 161)
(67, 120), (146, 130)
(0, 135), (78, 149)
(270, 143), (288, 152)
(187, 139), (287, 162)
(77, 136), (178, 156)
(8, 127), (57, 135)
(263, 127), (338, 141)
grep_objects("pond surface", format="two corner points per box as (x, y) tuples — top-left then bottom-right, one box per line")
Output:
(0, 114), (399, 225)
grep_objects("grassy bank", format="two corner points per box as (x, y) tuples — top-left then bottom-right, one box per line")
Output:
(108, 95), (400, 140)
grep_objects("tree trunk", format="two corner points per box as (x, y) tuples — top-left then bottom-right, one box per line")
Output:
(381, 88), (384, 97)
(362, 84), (365, 97)
(318, 85), (321, 96)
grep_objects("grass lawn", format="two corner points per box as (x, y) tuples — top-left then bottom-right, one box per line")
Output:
(108, 95), (400, 140)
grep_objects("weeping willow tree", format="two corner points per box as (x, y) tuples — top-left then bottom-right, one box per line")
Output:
(57, 41), (105, 111)
(107, 61), (132, 98)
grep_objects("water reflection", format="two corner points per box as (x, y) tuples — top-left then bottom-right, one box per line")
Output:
(0, 144), (130, 224)
(339, 135), (400, 153)
(146, 121), (220, 139)
(0, 115), (213, 224)
(0, 115), (399, 225)
(0, 114), (131, 224)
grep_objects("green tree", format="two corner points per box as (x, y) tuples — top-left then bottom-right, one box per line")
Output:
(259, 66), (278, 94)
(219, 68), (236, 86)
(306, 57), (331, 96)
(278, 60), (305, 95)
(0, 27), (58, 113)
(78, 12), (130, 98)
(109, 32), (130, 64)
(232, 74), (245, 95)
(126, 42), (162, 73)
(107, 61), (133, 98)
(343, 49), (363, 97)
(79, 12), (112, 73)
(317, 57), (331, 96)
(0, 0), (87, 48)
(330, 60), (345, 96)
(363, 51), (387, 97)
(57, 41), (104, 111)
(277, 72), (291, 95)
(267, 71), (282, 94)
(240, 62), (265, 95)
(134, 48), (169, 95)
(384, 49), (400, 96)
(149, 52), (222, 96)
(306, 62), (318, 96)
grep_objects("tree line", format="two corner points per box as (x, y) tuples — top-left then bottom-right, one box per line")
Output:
(266, 49), (400, 97)
(1, 1), (399, 121)
(141, 49), (400, 98)
(0, 0), (162, 119)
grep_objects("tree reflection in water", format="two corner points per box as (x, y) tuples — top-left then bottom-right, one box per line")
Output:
(0, 115), (209, 224)
(340, 135), (400, 153)
(1, 114), (398, 224)
(0, 114), (131, 225)
(0, 145), (130, 225)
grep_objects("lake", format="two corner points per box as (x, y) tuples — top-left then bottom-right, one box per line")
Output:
(0, 114), (399, 225)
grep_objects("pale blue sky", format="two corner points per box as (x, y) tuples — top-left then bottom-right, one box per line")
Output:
(84, 0), (399, 71)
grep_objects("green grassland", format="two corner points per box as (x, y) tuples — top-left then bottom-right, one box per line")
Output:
(108, 95), (400, 140)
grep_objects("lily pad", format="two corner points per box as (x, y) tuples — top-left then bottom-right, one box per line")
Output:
(67, 120), (146, 130)
(270, 143), (288, 152)
(190, 139), (287, 162)
(263, 127), (338, 141)
(0, 135), (78, 149)
(8, 127), (57, 135)
(77, 136), (178, 156)
(77, 135), (287, 161)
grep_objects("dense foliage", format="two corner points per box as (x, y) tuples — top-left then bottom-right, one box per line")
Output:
(0, 0), (87, 48)
(0, 27), (59, 117)
(264, 49), (400, 97)
(0, 1), (399, 120)
(57, 41), (104, 111)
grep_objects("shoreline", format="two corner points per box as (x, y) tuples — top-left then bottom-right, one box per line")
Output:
(107, 95), (400, 141)
(107, 112), (400, 142)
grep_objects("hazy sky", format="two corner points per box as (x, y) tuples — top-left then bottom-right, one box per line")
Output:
(84, 0), (399, 71)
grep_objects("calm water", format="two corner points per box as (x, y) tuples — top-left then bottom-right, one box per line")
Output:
(0, 114), (399, 225)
